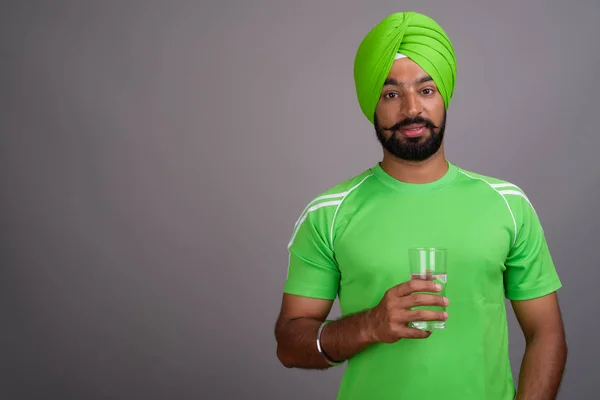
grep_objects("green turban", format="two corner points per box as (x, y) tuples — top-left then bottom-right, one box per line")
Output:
(353, 11), (457, 124)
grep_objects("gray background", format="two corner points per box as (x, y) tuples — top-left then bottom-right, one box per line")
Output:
(1, 0), (598, 399)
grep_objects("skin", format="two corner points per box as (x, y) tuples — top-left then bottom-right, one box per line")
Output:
(375, 57), (448, 183)
(274, 57), (567, 398)
(512, 293), (567, 400)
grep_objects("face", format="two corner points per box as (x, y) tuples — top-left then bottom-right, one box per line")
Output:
(374, 57), (446, 162)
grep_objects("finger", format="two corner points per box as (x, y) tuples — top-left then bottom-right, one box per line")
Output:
(406, 309), (448, 322)
(395, 279), (442, 297)
(402, 327), (432, 339)
(401, 293), (449, 309)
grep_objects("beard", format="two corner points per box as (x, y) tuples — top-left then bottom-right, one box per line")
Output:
(374, 110), (446, 162)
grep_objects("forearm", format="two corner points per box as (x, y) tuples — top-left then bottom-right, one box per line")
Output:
(275, 311), (375, 369)
(516, 332), (567, 400)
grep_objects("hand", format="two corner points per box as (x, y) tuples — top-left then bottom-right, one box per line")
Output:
(365, 279), (449, 342)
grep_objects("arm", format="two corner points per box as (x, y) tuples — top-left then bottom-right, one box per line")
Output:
(275, 198), (373, 369)
(501, 188), (566, 398)
(274, 293), (374, 369)
(512, 292), (567, 400)
(276, 192), (375, 369)
(274, 281), (447, 369)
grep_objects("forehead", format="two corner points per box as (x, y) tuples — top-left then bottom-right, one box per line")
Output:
(387, 57), (430, 82)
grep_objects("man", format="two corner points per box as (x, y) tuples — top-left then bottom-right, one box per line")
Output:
(274, 11), (567, 400)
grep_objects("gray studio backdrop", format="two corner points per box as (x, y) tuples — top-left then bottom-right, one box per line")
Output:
(1, 0), (598, 399)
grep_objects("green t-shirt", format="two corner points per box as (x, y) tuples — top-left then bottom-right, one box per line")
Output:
(283, 161), (562, 400)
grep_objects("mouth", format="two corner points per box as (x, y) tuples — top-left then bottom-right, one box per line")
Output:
(399, 123), (427, 137)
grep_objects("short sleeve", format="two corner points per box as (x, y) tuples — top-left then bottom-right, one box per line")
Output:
(283, 201), (340, 300)
(503, 193), (562, 301)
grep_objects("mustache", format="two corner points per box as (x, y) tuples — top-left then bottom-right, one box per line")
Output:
(380, 116), (439, 132)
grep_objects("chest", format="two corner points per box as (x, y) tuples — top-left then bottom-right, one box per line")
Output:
(333, 194), (513, 305)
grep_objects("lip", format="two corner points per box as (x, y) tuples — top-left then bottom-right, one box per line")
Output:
(400, 124), (426, 137)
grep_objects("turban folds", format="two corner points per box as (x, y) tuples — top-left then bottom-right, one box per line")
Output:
(353, 11), (457, 124)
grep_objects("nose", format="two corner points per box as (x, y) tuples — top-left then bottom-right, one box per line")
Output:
(401, 92), (423, 118)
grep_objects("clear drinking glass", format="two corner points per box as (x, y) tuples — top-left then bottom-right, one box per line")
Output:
(408, 247), (447, 331)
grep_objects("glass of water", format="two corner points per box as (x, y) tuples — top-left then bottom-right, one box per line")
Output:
(408, 247), (447, 331)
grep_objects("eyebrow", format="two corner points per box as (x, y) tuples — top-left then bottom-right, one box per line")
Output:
(383, 75), (434, 87)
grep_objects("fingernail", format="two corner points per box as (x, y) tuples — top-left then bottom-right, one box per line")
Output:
(435, 283), (442, 291)
(443, 297), (449, 305)
(443, 312), (448, 319)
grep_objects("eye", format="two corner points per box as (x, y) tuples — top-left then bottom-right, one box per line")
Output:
(421, 88), (435, 95)
(384, 92), (398, 99)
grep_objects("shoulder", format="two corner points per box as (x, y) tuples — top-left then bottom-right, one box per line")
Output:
(455, 165), (536, 214)
(288, 168), (374, 244)
(457, 166), (526, 194)
(317, 168), (375, 198)
(297, 168), (374, 216)
(456, 166), (515, 188)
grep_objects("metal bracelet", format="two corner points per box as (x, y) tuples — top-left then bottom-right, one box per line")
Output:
(316, 320), (344, 366)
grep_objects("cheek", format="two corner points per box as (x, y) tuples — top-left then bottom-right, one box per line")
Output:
(375, 102), (398, 125)
(433, 109), (445, 125)
(426, 98), (445, 124)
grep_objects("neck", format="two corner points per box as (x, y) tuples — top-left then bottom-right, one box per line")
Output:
(380, 148), (449, 184)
